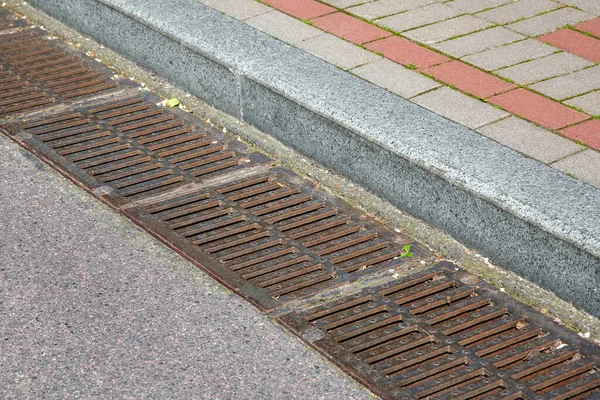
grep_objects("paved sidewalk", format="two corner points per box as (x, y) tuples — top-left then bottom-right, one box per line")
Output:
(0, 134), (372, 399)
(203, 0), (600, 188)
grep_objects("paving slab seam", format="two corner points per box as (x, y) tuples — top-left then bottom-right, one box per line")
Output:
(11, 0), (600, 319)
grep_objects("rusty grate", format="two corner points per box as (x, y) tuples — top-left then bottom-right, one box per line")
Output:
(2, 8), (600, 400)
(125, 169), (429, 308)
(8, 93), (268, 202)
(0, 27), (119, 117)
(280, 263), (600, 399)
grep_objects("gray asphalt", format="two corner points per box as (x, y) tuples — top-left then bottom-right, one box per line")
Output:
(0, 134), (373, 399)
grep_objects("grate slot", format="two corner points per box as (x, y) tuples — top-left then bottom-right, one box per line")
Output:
(161, 200), (222, 221)
(119, 176), (184, 198)
(400, 357), (470, 387)
(96, 162), (163, 183)
(279, 211), (342, 235)
(301, 225), (361, 247)
(348, 324), (419, 354)
(227, 181), (282, 201)
(229, 247), (298, 271)
(342, 248), (407, 273)
(511, 351), (580, 381)
(336, 315), (404, 344)
(240, 188), (301, 209)
(426, 298), (493, 326)
(253, 195), (314, 217)
(269, 274), (333, 297)
(363, 335), (438, 365)
(181, 215), (247, 238)
(322, 305), (392, 332)
(414, 368), (488, 399)
(153, 135), (209, 154)
(241, 256), (311, 280)
(554, 378), (600, 400)
(257, 264), (325, 288)
(206, 231), (271, 254)
(192, 223), (260, 246)
(330, 242), (389, 265)
(530, 363), (597, 393)
(476, 329), (543, 358)
(168, 207), (234, 230)
(442, 308), (509, 336)
(87, 156), (153, 176)
(219, 239), (284, 262)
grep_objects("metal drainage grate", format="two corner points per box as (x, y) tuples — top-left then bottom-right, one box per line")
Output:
(2, 8), (600, 400)
(7, 93), (269, 202)
(125, 169), (430, 308)
(280, 263), (600, 399)
(0, 27), (120, 117)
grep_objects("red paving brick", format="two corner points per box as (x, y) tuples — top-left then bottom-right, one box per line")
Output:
(423, 61), (516, 99)
(311, 12), (391, 45)
(539, 29), (600, 63)
(364, 36), (450, 70)
(262, 0), (335, 20)
(575, 17), (600, 38)
(489, 89), (590, 130)
(560, 119), (600, 151)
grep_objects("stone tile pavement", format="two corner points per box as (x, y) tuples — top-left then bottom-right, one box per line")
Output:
(200, 0), (600, 188)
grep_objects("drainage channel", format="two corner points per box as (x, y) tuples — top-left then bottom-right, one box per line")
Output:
(1, 9), (599, 400)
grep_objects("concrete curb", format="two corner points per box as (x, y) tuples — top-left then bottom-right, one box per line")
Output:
(23, 0), (600, 316)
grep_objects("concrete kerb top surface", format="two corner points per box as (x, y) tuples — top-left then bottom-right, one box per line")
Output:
(21, 0), (600, 312)
(83, 0), (600, 256)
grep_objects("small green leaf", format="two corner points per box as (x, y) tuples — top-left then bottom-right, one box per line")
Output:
(165, 98), (180, 108)
(399, 244), (413, 258)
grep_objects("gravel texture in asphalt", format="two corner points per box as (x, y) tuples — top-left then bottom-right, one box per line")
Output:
(0, 134), (373, 399)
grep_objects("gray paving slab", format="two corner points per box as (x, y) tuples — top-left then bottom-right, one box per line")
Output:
(530, 65), (600, 100)
(507, 7), (594, 36)
(495, 51), (594, 85)
(23, 0), (600, 318)
(403, 15), (492, 44)
(246, 11), (323, 45)
(476, 0), (558, 24)
(322, 0), (366, 8)
(376, 3), (462, 32)
(198, 0), (271, 20)
(0, 134), (373, 400)
(346, 0), (435, 20)
(433, 26), (524, 58)
(462, 39), (557, 71)
(351, 58), (440, 98)
(296, 33), (381, 70)
(565, 91), (600, 116)
(556, 0), (600, 16)
(477, 116), (584, 163)
(446, 0), (513, 13)
(552, 149), (600, 188)
(412, 86), (509, 128)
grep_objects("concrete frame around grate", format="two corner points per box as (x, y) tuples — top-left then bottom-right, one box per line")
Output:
(19, 0), (600, 317)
